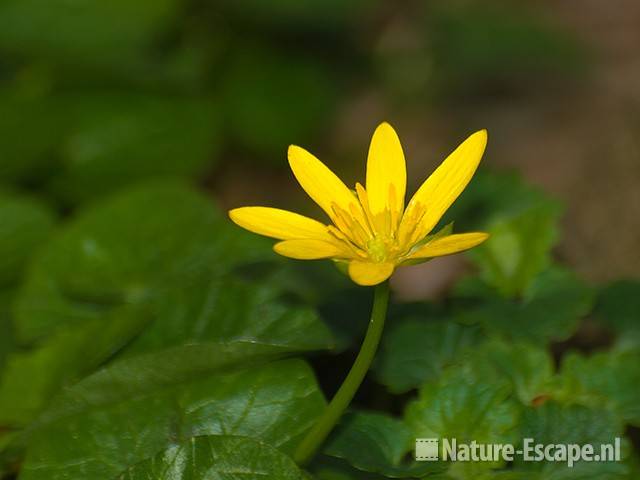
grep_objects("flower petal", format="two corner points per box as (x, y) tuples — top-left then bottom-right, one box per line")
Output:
(366, 122), (406, 220)
(229, 207), (332, 241)
(274, 239), (350, 260)
(406, 232), (489, 260)
(348, 261), (395, 286)
(399, 130), (487, 246)
(288, 145), (358, 223)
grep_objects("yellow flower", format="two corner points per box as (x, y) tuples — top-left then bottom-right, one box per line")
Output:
(229, 122), (489, 286)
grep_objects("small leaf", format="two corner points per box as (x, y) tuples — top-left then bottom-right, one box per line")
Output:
(558, 349), (640, 426)
(373, 315), (482, 393)
(405, 362), (520, 477)
(454, 268), (594, 344)
(468, 202), (561, 297)
(324, 411), (445, 478)
(466, 340), (555, 407)
(120, 435), (305, 480)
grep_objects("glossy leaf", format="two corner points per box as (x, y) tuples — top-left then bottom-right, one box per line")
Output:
(125, 275), (333, 355)
(13, 181), (269, 343)
(120, 435), (305, 479)
(21, 359), (324, 480)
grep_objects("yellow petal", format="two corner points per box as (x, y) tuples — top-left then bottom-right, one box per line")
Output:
(274, 239), (350, 260)
(406, 232), (489, 260)
(365, 122), (406, 221)
(399, 130), (487, 246)
(348, 261), (394, 286)
(288, 145), (359, 223)
(229, 207), (332, 241)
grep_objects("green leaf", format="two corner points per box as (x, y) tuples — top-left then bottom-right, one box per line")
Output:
(463, 340), (555, 407)
(594, 280), (640, 349)
(120, 435), (305, 480)
(0, 190), (56, 287)
(13, 180), (269, 343)
(0, 305), (151, 427)
(373, 315), (482, 393)
(405, 362), (520, 477)
(124, 275), (333, 355)
(455, 268), (594, 344)
(512, 402), (629, 478)
(49, 93), (220, 204)
(468, 202), (561, 298)
(21, 359), (324, 480)
(324, 411), (445, 478)
(558, 350), (640, 426)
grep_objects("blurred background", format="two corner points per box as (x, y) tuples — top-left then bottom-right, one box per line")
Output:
(0, 0), (638, 295)
(1, 2), (640, 478)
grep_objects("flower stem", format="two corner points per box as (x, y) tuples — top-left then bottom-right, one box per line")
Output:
(293, 281), (390, 466)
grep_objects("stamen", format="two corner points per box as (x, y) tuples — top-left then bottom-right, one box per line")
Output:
(331, 203), (369, 248)
(327, 226), (367, 258)
(388, 184), (400, 236)
(355, 183), (377, 236)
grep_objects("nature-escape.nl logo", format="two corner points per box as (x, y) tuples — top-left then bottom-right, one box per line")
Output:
(415, 437), (622, 468)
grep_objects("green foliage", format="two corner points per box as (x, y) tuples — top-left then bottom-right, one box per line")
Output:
(373, 314), (483, 393)
(558, 350), (640, 426)
(454, 267), (594, 343)
(0, 163), (634, 479)
(20, 359), (323, 479)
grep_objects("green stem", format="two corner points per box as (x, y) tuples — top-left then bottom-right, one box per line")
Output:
(294, 281), (390, 466)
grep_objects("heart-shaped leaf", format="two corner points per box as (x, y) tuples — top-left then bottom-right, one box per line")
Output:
(21, 359), (324, 480)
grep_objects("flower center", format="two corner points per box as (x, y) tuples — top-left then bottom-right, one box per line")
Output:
(366, 237), (388, 263)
